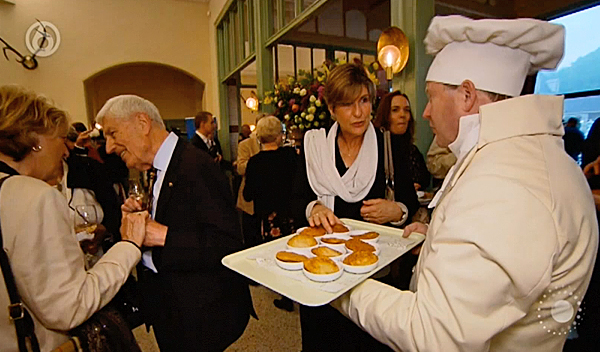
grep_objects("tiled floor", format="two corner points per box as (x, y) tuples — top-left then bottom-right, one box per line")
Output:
(133, 285), (302, 352)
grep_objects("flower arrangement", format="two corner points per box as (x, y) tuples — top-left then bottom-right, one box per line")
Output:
(263, 59), (381, 133)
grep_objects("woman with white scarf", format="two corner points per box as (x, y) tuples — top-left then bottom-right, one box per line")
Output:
(292, 63), (418, 352)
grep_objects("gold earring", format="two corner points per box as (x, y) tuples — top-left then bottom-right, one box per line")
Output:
(32, 145), (42, 152)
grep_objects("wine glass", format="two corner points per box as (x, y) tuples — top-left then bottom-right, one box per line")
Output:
(128, 179), (149, 210)
(74, 205), (98, 234)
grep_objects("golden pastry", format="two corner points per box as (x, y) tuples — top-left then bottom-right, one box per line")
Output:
(311, 246), (342, 258)
(321, 237), (347, 245)
(287, 234), (318, 248)
(350, 231), (379, 240)
(345, 238), (376, 252)
(300, 226), (327, 238)
(276, 251), (308, 263)
(343, 251), (378, 266)
(332, 223), (350, 233)
(304, 257), (340, 275)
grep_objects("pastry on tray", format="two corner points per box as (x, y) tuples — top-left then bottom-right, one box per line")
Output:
(350, 231), (379, 240)
(332, 223), (350, 233)
(311, 246), (342, 258)
(321, 237), (347, 245)
(300, 226), (327, 237)
(287, 234), (318, 248)
(303, 257), (340, 275)
(276, 251), (308, 263)
(345, 238), (376, 252)
(343, 251), (378, 266)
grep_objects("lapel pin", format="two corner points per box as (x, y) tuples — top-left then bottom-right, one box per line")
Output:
(168, 182), (173, 187)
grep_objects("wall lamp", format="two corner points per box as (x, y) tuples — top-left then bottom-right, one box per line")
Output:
(242, 91), (259, 112)
(377, 27), (409, 90)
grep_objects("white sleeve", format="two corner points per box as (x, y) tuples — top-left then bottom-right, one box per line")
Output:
(334, 176), (556, 351)
(3, 178), (140, 331)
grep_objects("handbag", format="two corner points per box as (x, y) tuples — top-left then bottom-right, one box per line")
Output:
(382, 129), (395, 201)
(0, 176), (141, 352)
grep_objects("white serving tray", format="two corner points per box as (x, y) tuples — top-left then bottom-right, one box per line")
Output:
(222, 218), (425, 307)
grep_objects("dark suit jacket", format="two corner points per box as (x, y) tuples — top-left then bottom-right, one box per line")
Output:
(191, 132), (222, 160)
(140, 138), (251, 352)
(66, 154), (122, 242)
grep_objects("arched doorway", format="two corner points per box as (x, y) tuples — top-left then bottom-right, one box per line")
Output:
(84, 62), (205, 134)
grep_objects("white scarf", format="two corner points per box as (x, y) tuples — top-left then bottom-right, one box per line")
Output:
(304, 122), (378, 211)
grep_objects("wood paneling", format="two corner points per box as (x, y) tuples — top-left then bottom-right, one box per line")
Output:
(436, 0), (515, 18)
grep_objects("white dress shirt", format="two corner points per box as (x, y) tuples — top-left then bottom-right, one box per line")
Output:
(196, 130), (213, 148)
(141, 132), (179, 272)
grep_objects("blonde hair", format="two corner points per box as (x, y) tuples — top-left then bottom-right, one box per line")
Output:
(256, 116), (283, 144)
(0, 85), (69, 161)
(323, 63), (375, 111)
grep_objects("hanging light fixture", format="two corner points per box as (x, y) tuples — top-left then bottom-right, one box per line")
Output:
(243, 91), (259, 112)
(377, 27), (410, 90)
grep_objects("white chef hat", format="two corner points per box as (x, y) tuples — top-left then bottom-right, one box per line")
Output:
(424, 15), (565, 97)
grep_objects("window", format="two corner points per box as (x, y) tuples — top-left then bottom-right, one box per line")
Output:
(535, 4), (600, 139)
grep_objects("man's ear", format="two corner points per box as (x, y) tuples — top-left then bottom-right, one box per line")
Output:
(459, 80), (478, 113)
(135, 113), (152, 135)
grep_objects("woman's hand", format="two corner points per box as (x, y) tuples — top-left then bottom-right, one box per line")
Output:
(583, 156), (600, 179)
(403, 222), (428, 255)
(360, 199), (403, 224)
(309, 204), (341, 233)
(121, 211), (148, 248)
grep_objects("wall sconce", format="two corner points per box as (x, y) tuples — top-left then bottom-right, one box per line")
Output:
(377, 27), (409, 90)
(242, 91), (259, 112)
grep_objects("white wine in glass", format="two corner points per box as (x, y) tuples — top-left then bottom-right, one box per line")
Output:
(128, 179), (149, 210)
(74, 205), (99, 237)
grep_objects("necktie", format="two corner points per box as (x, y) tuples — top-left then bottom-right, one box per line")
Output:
(146, 168), (157, 215)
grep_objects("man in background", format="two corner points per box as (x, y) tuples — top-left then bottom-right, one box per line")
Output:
(563, 117), (584, 161)
(191, 110), (223, 162)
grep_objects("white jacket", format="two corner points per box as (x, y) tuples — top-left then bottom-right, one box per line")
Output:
(0, 174), (140, 352)
(334, 95), (598, 352)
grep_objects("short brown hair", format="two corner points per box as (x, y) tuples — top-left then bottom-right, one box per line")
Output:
(374, 91), (415, 144)
(323, 63), (375, 111)
(194, 111), (213, 129)
(0, 85), (69, 161)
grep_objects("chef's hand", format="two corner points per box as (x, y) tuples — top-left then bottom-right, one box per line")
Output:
(403, 222), (428, 255)
(309, 204), (341, 234)
(360, 199), (403, 224)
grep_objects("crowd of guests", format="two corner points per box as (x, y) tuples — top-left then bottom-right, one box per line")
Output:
(0, 14), (598, 352)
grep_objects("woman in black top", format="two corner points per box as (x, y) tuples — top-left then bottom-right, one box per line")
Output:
(244, 116), (299, 241)
(244, 115), (299, 312)
(374, 90), (430, 191)
(291, 63), (418, 352)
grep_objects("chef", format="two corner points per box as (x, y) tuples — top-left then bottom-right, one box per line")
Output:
(332, 15), (598, 352)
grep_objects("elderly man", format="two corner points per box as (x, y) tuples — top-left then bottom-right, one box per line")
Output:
(96, 96), (252, 351)
(332, 16), (598, 351)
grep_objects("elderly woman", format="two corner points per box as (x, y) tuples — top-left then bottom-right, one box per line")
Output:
(374, 91), (430, 190)
(244, 116), (299, 311)
(292, 63), (419, 351)
(0, 85), (145, 352)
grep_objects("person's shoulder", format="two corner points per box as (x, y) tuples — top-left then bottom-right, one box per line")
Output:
(1, 175), (64, 206)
